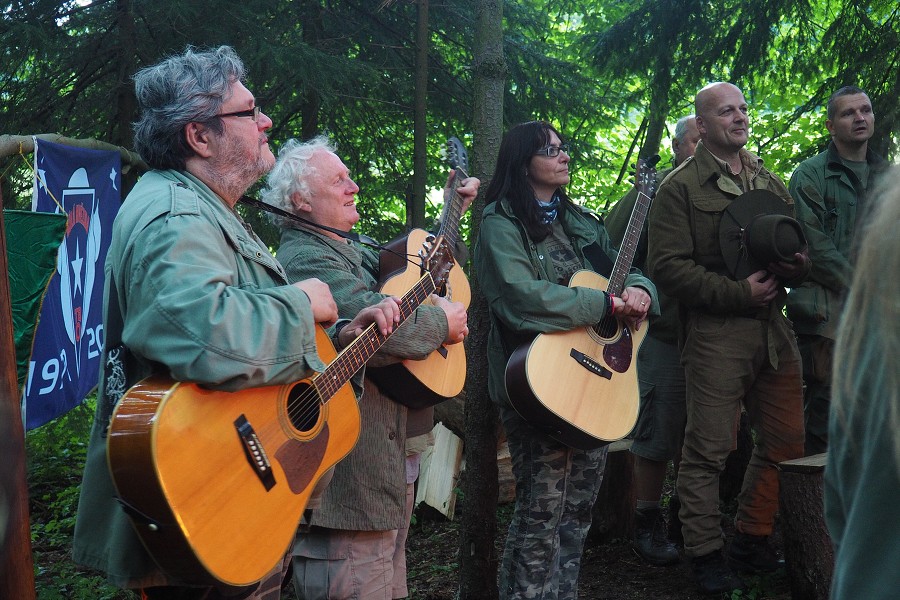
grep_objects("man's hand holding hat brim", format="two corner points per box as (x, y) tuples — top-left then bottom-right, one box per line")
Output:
(766, 247), (811, 282)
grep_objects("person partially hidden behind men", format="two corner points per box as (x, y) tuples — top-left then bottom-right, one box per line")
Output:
(604, 114), (700, 566)
(648, 82), (810, 595)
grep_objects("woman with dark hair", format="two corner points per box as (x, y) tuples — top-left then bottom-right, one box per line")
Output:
(474, 121), (658, 599)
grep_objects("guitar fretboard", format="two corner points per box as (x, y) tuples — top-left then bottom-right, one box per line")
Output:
(607, 189), (652, 296)
(312, 272), (437, 400)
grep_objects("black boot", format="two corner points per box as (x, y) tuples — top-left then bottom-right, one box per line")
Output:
(692, 550), (745, 596)
(728, 533), (784, 573)
(632, 507), (679, 566)
(667, 495), (683, 546)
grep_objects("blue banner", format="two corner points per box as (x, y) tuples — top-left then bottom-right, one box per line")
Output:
(24, 139), (121, 430)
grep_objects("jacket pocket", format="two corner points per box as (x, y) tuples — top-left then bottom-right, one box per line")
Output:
(786, 284), (827, 323)
(690, 195), (732, 258)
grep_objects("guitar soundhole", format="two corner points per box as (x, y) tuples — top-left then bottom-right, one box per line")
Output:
(596, 316), (619, 339)
(286, 382), (321, 433)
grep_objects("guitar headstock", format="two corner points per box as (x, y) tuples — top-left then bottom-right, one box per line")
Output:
(445, 137), (470, 176)
(421, 236), (456, 290)
(635, 155), (659, 199)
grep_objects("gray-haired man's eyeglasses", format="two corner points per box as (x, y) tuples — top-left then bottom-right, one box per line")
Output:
(217, 106), (262, 122)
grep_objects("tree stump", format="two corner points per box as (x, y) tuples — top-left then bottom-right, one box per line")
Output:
(587, 440), (635, 545)
(778, 453), (833, 600)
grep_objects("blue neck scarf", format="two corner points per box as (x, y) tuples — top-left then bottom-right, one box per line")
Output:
(537, 194), (560, 225)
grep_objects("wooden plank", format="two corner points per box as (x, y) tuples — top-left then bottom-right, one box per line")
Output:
(415, 422), (463, 519)
(778, 452), (827, 473)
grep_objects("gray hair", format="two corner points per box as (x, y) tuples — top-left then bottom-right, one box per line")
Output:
(826, 85), (869, 121)
(133, 45), (245, 170)
(673, 115), (695, 142)
(260, 136), (337, 229)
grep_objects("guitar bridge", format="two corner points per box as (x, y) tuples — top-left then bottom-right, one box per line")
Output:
(234, 414), (276, 491)
(569, 349), (613, 380)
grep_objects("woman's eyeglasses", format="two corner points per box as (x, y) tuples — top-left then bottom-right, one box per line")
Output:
(534, 144), (569, 157)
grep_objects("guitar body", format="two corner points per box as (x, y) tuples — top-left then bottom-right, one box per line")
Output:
(106, 325), (360, 588)
(505, 270), (645, 449)
(368, 228), (468, 407)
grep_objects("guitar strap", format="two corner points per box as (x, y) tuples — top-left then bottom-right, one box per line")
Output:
(582, 237), (615, 279)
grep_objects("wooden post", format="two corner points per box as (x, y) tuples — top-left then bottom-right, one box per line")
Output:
(778, 453), (833, 600)
(0, 203), (38, 598)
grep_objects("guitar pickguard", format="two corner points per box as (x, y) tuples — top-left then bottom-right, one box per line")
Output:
(274, 424), (330, 495)
(603, 325), (634, 373)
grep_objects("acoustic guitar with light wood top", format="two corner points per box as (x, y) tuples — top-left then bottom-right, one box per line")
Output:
(504, 158), (657, 449)
(106, 238), (456, 589)
(368, 137), (471, 408)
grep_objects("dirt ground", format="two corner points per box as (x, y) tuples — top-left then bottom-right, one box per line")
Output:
(402, 505), (793, 600)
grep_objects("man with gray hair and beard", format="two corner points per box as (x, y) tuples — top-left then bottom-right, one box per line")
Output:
(72, 46), (398, 600)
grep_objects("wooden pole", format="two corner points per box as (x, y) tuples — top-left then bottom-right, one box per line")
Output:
(0, 195), (38, 599)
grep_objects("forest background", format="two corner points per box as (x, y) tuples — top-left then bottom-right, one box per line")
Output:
(2, 0), (899, 598)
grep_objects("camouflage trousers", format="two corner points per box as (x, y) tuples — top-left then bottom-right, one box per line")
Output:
(498, 404), (608, 600)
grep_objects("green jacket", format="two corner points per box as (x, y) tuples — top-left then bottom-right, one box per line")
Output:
(73, 170), (323, 588)
(474, 197), (657, 407)
(277, 227), (447, 531)
(648, 142), (805, 324)
(786, 142), (886, 338)
(605, 167), (680, 345)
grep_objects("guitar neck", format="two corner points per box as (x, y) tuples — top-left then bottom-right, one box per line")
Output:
(436, 167), (467, 250)
(607, 190), (651, 296)
(312, 273), (436, 399)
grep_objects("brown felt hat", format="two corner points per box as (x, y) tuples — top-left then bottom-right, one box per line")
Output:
(719, 189), (807, 280)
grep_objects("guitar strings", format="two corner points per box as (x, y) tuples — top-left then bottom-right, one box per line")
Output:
(280, 273), (437, 432)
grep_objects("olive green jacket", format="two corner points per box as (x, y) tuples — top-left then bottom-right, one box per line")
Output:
(786, 141), (886, 339)
(475, 197), (657, 408)
(647, 142), (806, 323)
(73, 170), (322, 589)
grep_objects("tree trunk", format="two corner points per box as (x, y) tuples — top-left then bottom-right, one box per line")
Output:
(457, 0), (505, 597)
(778, 453), (833, 600)
(0, 196), (37, 600)
(408, 0), (429, 230)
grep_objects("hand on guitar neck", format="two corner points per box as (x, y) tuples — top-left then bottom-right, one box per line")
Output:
(432, 294), (469, 345)
(611, 286), (653, 331)
(339, 296), (402, 346)
(444, 169), (479, 216)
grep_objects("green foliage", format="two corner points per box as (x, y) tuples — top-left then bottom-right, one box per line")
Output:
(3, 0), (898, 220)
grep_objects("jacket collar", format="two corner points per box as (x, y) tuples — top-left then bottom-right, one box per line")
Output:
(691, 142), (766, 196)
(824, 140), (885, 171)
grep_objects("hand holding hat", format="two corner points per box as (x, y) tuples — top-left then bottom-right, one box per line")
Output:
(719, 189), (808, 282)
